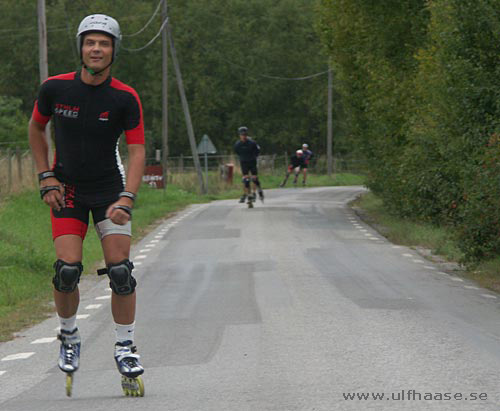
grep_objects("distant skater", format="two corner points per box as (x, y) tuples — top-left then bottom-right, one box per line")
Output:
(300, 143), (313, 186)
(280, 150), (306, 187)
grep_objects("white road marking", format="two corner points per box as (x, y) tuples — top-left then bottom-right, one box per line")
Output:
(134, 261), (143, 266)
(76, 314), (90, 319)
(437, 272), (449, 276)
(85, 304), (102, 310)
(369, 238), (378, 241)
(403, 253), (413, 258)
(95, 295), (111, 300)
(150, 240), (159, 243)
(424, 266), (436, 270)
(464, 286), (480, 290)
(135, 255), (147, 260)
(480, 294), (497, 299)
(31, 337), (57, 344)
(139, 249), (150, 253)
(1, 352), (35, 361)
(450, 277), (464, 282)
(154, 235), (163, 239)
(145, 244), (156, 248)
(412, 259), (425, 264)
(0, 371), (5, 376)
(364, 233), (372, 237)
(392, 246), (402, 249)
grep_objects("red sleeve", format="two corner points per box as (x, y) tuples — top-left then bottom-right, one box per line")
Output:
(124, 89), (144, 144)
(111, 78), (145, 145)
(31, 100), (51, 125)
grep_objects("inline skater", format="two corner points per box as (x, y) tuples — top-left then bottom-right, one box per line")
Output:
(301, 143), (314, 186)
(29, 14), (145, 397)
(234, 126), (264, 205)
(280, 150), (306, 187)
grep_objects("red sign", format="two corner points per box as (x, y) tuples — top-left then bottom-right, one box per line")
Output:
(143, 165), (164, 188)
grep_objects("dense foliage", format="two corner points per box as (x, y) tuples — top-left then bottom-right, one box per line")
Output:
(318, 0), (500, 262)
(0, 0), (332, 156)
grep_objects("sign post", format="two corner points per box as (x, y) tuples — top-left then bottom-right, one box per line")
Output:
(197, 134), (217, 193)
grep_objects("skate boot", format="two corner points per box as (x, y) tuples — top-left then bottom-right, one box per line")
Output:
(302, 180), (306, 186)
(239, 194), (247, 203)
(258, 190), (264, 202)
(57, 328), (81, 396)
(247, 193), (254, 208)
(114, 340), (145, 397)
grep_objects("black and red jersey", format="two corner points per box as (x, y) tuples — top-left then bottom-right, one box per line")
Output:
(31, 71), (144, 192)
(234, 138), (261, 162)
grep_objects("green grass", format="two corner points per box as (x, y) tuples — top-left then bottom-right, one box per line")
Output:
(0, 172), (363, 341)
(355, 192), (500, 293)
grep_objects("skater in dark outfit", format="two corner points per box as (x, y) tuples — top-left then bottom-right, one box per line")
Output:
(280, 150), (306, 187)
(300, 143), (313, 186)
(234, 126), (264, 203)
(29, 14), (145, 396)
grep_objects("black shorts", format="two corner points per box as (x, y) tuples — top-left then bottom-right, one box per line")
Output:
(51, 183), (130, 240)
(240, 160), (258, 176)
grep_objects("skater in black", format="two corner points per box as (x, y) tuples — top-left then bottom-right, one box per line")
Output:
(234, 126), (264, 204)
(280, 150), (306, 187)
(29, 14), (145, 397)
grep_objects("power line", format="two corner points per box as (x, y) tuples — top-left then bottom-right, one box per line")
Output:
(122, 16), (169, 52)
(199, 43), (329, 81)
(123, 0), (162, 37)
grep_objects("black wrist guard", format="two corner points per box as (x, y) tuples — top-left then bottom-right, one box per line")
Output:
(119, 191), (136, 202)
(40, 185), (60, 199)
(113, 205), (133, 219)
(38, 170), (55, 183)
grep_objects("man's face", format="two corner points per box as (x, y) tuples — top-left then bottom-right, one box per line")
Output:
(239, 133), (248, 141)
(302, 146), (308, 151)
(82, 32), (113, 72)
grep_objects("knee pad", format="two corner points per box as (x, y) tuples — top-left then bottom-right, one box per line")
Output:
(53, 260), (83, 293)
(99, 259), (136, 295)
(242, 177), (250, 188)
(252, 176), (260, 186)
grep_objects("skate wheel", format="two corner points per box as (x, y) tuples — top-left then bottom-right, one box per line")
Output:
(65, 373), (73, 397)
(121, 376), (145, 397)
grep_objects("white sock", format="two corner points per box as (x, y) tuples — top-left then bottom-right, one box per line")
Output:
(59, 314), (77, 333)
(115, 321), (135, 344)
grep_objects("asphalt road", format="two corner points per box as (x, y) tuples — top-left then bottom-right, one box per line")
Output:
(0, 186), (499, 410)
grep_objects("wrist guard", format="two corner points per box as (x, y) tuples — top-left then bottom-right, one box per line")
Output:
(119, 191), (136, 202)
(40, 186), (60, 199)
(38, 170), (55, 183)
(113, 205), (132, 219)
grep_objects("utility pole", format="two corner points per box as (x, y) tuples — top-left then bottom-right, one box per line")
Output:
(161, 0), (169, 191)
(37, 0), (52, 155)
(166, 22), (206, 194)
(327, 65), (333, 176)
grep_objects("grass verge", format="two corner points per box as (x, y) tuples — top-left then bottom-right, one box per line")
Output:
(354, 192), (500, 293)
(0, 172), (363, 341)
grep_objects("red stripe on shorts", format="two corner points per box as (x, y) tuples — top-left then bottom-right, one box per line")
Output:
(51, 212), (88, 240)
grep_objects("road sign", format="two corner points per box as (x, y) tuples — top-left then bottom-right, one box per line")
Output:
(197, 134), (217, 155)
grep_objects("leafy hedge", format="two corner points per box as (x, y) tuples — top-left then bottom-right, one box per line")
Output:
(317, 0), (500, 262)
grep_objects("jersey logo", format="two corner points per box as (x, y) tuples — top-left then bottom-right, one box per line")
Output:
(54, 104), (80, 119)
(98, 111), (110, 122)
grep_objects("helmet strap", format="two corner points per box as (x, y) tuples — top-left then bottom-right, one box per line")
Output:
(83, 62), (112, 76)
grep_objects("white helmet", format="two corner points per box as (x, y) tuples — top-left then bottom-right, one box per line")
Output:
(302, 143), (309, 148)
(76, 14), (122, 61)
(296, 150), (303, 155)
